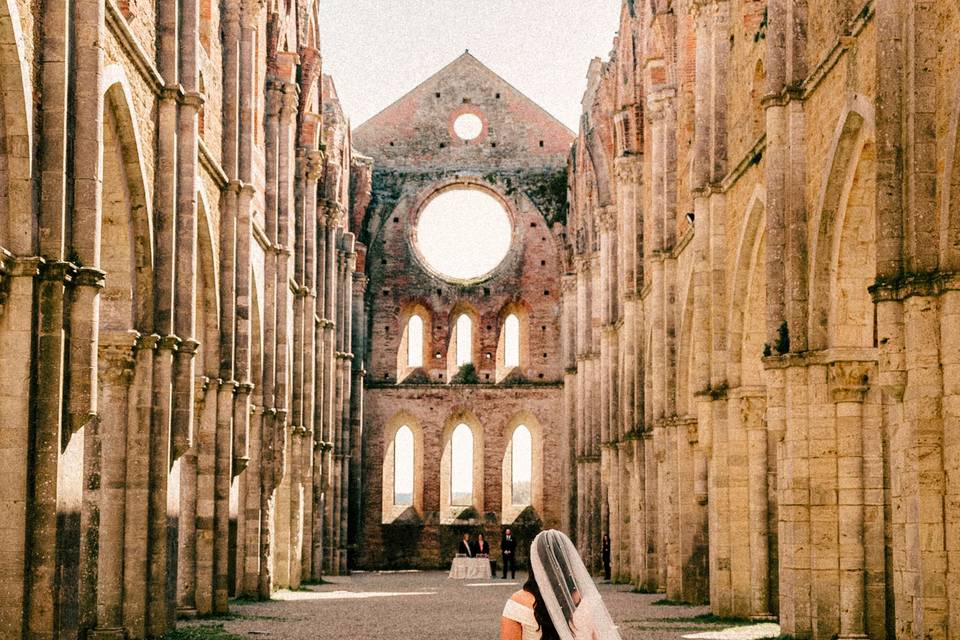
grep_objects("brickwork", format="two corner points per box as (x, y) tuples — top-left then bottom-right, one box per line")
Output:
(352, 52), (573, 569)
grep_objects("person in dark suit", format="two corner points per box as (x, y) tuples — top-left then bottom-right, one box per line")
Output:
(602, 533), (612, 581)
(501, 528), (517, 579)
(475, 533), (490, 556)
(458, 533), (474, 557)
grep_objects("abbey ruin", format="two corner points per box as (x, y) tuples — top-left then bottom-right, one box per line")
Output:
(0, 0), (957, 638)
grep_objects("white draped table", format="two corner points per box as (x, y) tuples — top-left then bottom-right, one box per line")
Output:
(448, 556), (493, 579)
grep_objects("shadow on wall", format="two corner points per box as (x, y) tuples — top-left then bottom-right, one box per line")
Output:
(376, 506), (545, 571)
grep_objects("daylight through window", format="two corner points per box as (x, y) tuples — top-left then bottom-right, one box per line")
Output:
(504, 314), (520, 368)
(407, 315), (424, 368)
(415, 188), (512, 281)
(511, 425), (532, 506)
(455, 314), (473, 366)
(451, 423), (473, 505)
(394, 426), (414, 506)
(453, 113), (484, 140)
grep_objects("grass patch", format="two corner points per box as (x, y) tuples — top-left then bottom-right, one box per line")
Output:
(652, 598), (697, 606)
(161, 624), (244, 640)
(629, 586), (660, 594)
(654, 613), (754, 625)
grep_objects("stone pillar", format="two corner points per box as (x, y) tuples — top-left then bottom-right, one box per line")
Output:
(121, 334), (158, 638)
(194, 377), (218, 615)
(828, 361), (872, 640)
(176, 376), (206, 620)
(214, 380), (235, 612)
(742, 392), (772, 620)
(146, 335), (178, 636)
(92, 333), (137, 637)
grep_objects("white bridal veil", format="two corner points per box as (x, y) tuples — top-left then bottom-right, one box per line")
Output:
(529, 530), (622, 640)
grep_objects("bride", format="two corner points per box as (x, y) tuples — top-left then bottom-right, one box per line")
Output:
(500, 530), (622, 640)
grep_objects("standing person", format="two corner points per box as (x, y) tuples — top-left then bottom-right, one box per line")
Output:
(501, 528), (517, 579)
(601, 534), (611, 581)
(500, 530), (622, 640)
(459, 532), (475, 557)
(476, 533), (491, 556)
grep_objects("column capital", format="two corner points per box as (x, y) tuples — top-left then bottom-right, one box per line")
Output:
(827, 360), (873, 403)
(738, 393), (767, 430)
(98, 330), (139, 386)
(180, 90), (205, 110)
(135, 333), (161, 352)
(178, 338), (200, 356)
(156, 334), (181, 352)
(74, 266), (107, 289)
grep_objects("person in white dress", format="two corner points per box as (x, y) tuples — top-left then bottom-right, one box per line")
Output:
(500, 530), (622, 640)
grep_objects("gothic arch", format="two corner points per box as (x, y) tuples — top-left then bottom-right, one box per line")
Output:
(446, 301), (480, 379)
(0, 0), (33, 254)
(808, 96), (875, 350)
(496, 300), (531, 380)
(196, 188), (220, 377)
(101, 65), (155, 333)
(728, 187), (766, 387)
(439, 408), (485, 523)
(397, 300), (432, 380)
(501, 411), (544, 523)
(381, 411), (424, 523)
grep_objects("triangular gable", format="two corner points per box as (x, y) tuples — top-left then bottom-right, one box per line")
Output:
(353, 51), (574, 171)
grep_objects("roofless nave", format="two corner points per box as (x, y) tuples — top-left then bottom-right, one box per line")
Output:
(0, 1), (958, 639)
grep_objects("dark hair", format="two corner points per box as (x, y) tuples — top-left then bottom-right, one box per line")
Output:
(523, 557), (561, 640)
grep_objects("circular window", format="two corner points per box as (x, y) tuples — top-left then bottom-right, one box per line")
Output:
(453, 113), (484, 141)
(415, 188), (512, 281)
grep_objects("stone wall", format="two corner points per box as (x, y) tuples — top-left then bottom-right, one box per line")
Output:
(0, 1), (361, 637)
(353, 52), (573, 568)
(567, 2), (960, 639)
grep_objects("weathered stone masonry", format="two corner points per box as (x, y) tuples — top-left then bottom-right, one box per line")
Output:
(566, 1), (960, 639)
(352, 53), (574, 570)
(0, 1), (362, 637)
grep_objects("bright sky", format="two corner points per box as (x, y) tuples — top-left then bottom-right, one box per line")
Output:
(319, 1), (624, 132)
(416, 189), (513, 281)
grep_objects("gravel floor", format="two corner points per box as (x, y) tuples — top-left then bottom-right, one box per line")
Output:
(177, 571), (780, 640)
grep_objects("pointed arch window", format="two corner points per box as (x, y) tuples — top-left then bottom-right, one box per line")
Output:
(455, 314), (473, 366)
(451, 423), (474, 505)
(511, 425), (532, 506)
(504, 314), (520, 369)
(393, 426), (414, 506)
(407, 315), (424, 368)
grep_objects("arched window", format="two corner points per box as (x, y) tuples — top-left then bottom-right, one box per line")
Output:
(451, 423), (473, 505)
(393, 426), (414, 506)
(407, 315), (424, 368)
(511, 425), (532, 505)
(455, 314), (472, 366)
(504, 314), (520, 369)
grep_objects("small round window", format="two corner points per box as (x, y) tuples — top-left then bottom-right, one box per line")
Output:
(415, 187), (512, 282)
(453, 113), (484, 141)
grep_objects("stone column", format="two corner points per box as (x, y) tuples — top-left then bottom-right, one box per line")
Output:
(214, 380), (236, 612)
(742, 392), (772, 620)
(177, 377), (208, 619)
(146, 335), (178, 636)
(121, 334), (157, 638)
(194, 376), (218, 615)
(828, 360), (872, 640)
(321, 210), (339, 573)
(92, 332), (137, 638)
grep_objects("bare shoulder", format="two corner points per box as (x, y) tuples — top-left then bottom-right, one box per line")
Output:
(510, 589), (535, 607)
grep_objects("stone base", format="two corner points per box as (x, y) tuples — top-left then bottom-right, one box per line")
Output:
(88, 629), (127, 640)
(176, 606), (198, 619)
